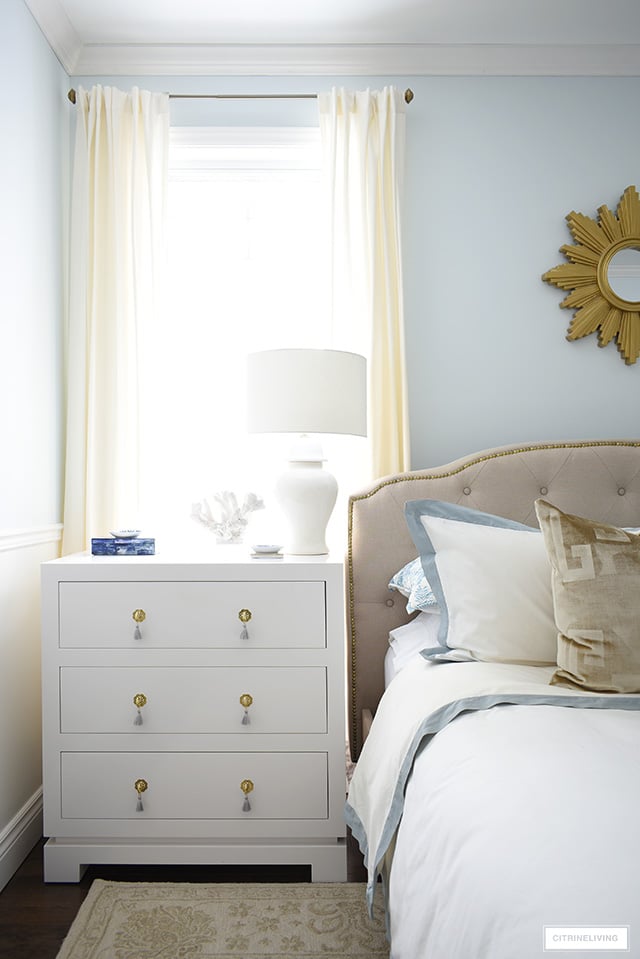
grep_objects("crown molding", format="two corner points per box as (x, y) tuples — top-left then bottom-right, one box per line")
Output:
(23, 0), (82, 73)
(20, 4), (640, 80)
(65, 42), (640, 78)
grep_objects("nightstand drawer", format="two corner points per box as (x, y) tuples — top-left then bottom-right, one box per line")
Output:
(61, 751), (328, 820)
(58, 580), (326, 649)
(60, 666), (327, 733)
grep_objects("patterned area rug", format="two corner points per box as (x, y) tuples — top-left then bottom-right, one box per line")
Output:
(55, 880), (389, 958)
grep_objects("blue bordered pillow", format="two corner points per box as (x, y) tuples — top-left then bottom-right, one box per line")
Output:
(404, 500), (558, 665)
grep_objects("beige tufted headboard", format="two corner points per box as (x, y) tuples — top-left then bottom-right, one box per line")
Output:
(346, 439), (640, 759)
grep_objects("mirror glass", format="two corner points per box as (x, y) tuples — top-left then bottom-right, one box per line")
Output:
(607, 245), (640, 304)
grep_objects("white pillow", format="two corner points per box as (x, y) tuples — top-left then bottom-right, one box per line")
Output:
(404, 500), (557, 665)
(385, 611), (442, 684)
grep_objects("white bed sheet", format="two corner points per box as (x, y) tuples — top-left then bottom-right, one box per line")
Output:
(389, 702), (640, 959)
(346, 658), (640, 959)
(385, 613), (442, 686)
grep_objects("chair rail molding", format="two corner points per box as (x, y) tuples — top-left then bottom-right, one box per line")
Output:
(0, 525), (63, 553)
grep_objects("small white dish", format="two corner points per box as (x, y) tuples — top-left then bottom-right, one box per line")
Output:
(251, 544), (282, 555)
(110, 530), (141, 540)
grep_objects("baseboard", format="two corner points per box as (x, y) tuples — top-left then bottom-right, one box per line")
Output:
(0, 789), (43, 892)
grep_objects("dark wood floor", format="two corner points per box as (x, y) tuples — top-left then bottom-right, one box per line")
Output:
(0, 837), (367, 959)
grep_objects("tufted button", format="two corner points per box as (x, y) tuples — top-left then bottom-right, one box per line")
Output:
(618, 487), (626, 496)
(540, 487), (548, 496)
(386, 598), (395, 607)
(463, 487), (471, 495)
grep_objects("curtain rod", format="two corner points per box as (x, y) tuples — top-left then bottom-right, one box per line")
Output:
(67, 88), (414, 105)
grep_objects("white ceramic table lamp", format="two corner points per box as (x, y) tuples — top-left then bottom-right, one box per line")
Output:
(247, 349), (367, 555)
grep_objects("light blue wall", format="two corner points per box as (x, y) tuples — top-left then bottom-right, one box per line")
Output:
(0, 0), (67, 887)
(74, 73), (640, 470)
(1, 0), (67, 528)
(403, 76), (640, 467)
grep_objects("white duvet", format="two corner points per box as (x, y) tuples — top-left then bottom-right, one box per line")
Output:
(346, 657), (640, 959)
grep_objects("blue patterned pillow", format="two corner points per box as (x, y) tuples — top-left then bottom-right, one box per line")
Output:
(388, 558), (438, 614)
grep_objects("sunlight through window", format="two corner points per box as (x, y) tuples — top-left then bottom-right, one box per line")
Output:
(139, 127), (365, 548)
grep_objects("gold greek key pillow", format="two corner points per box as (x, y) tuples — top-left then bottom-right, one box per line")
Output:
(535, 499), (640, 693)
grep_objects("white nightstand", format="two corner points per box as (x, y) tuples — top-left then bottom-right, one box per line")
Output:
(40, 548), (347, 882)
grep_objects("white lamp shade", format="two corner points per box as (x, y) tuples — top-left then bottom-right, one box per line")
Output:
(247, 349), (367, 437)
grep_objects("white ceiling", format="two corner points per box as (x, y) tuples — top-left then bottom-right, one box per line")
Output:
(23, 0), (640, 77)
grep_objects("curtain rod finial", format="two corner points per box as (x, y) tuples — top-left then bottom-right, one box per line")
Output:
(404, 88), (414, 104)
(68, 88), (76, 104)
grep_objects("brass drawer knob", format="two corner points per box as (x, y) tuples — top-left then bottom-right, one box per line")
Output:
(240, 778), (254, 812)
(239, 693), (253, 725)
(132, 609), (146, 641)
(134, 778), (148, 812)
(238, 609), (252, 640)
(133, 693), (147, 726)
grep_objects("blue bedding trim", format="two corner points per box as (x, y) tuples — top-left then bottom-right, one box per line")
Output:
(344, 692), (640, 917)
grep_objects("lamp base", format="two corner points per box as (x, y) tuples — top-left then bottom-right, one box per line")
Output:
(275, 459), (338, 555)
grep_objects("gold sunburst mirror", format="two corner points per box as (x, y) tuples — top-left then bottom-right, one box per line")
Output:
(543, 185), (640, 365)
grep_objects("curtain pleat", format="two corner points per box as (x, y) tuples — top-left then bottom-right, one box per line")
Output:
(62, 85), (169, 554)
(318, 86), (410, 479)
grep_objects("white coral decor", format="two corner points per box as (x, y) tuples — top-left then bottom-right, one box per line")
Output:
(191, 491), (264, 543)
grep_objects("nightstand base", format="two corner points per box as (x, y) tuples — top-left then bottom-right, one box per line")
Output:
(43, 837), (348, 883)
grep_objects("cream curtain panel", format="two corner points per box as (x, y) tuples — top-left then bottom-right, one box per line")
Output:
(62, 85), (169, 554)
(318, 86), (410, 479)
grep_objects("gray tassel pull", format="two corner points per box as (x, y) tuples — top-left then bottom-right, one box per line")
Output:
(240, 779), (254, 812)
(133, 694), (147, 726)
(239, 694), (253, 726)
(134, 779), (148, 812)
(132, 609), (146, 641)
(238, 609), (252, 641)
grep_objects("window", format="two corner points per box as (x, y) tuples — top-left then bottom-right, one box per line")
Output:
(139, 127), (366, 546)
